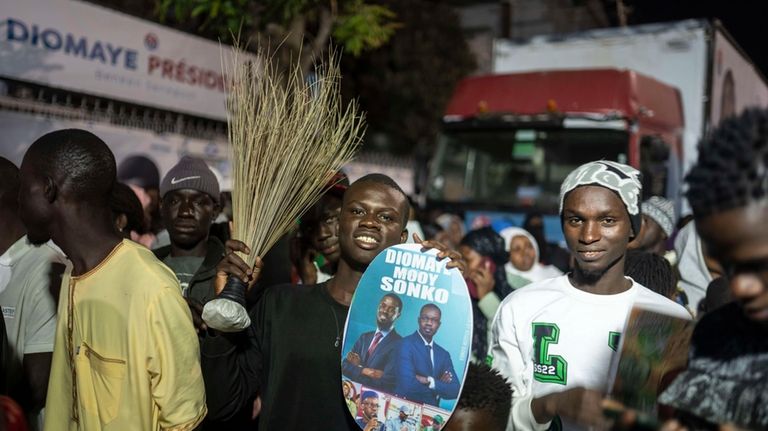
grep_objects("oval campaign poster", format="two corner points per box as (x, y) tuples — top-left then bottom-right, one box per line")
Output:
(341, 243), (473, 431)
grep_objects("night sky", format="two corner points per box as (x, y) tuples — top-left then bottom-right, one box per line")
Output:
(628, 0), (768, 76)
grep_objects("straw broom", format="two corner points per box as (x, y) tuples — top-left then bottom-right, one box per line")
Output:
(202, 47), (364, 332)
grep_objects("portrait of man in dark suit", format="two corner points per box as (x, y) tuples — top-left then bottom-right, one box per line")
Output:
(396, 303), (460, 405)
(342, 293), (404, 392)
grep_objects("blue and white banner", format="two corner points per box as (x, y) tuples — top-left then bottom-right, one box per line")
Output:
(0, 0), (254, 121)
(341, 243), (472, 430)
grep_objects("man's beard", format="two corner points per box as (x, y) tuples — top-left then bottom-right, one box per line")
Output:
(572, 253), (624, 285)
(573, 265), (608, 284)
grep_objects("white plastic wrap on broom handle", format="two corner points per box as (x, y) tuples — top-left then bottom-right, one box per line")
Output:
(202, 299), (251, 332)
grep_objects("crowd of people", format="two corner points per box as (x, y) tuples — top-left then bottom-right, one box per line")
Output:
(0, 107), (766, 431)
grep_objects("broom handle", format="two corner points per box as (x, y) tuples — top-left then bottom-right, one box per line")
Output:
(219, 276), (248, 307)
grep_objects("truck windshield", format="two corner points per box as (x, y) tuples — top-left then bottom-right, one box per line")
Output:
(428, 127), (629, 209)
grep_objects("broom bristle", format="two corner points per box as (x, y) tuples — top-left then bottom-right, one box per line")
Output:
(224, 46), (363, 267)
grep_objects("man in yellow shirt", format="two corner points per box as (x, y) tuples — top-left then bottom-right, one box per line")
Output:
(18, 129), (207, 430)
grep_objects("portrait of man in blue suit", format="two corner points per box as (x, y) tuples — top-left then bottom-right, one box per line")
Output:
(395, 303), (460, 406)
(343, 293), (403, 392)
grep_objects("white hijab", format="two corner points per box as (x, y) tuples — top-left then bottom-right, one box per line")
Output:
(499, 227), (562, 283)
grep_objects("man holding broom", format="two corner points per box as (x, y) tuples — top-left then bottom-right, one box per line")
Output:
(153, 156), (224, 331)
(200, 174), (463, 430)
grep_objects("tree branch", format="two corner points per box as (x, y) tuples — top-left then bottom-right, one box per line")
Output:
(300, 6), (334, 75)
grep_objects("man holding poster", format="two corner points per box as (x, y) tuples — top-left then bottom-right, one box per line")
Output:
(343, 293), (404, 392)
(396, 304), (460, 405)
(200, 174), (465, 430)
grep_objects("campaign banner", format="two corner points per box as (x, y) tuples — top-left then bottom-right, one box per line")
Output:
(0, 0), (255, 121)
(341, 243), (472, 430)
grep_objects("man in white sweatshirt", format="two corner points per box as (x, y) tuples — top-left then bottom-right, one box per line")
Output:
(488, 161), (690, 431)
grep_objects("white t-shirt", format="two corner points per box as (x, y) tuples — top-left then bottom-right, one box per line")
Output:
(0, 236), (66, 378)
(0, 236), (67, 430)
(488, 275), (690, 431)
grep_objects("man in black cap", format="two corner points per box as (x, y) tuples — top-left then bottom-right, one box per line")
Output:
(155, 156), (261, 429)
(154, 155), (224, 333)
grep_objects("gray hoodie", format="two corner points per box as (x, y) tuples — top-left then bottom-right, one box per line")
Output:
(674, 222), (712, 314)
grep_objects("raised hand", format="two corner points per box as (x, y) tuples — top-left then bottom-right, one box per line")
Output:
(413, 232), (466, 275)
(469, 260), (496, 299)
(363, 418), (380, 431)
(214, 239), (263, 295)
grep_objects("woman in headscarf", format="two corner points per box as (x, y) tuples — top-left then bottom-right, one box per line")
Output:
(458, 227), (514, 361)
(499, 226), (562, 289)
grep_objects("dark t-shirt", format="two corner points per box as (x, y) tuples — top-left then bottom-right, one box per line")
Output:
(201, 282), (358, 430)
(163, 255), (204, 296)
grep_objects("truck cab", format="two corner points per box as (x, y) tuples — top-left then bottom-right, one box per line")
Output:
(426, 69), (684, 242)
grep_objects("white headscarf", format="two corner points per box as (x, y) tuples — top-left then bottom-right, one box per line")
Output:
(674, 221), (711, 313)
(499, 227), (562, 284)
